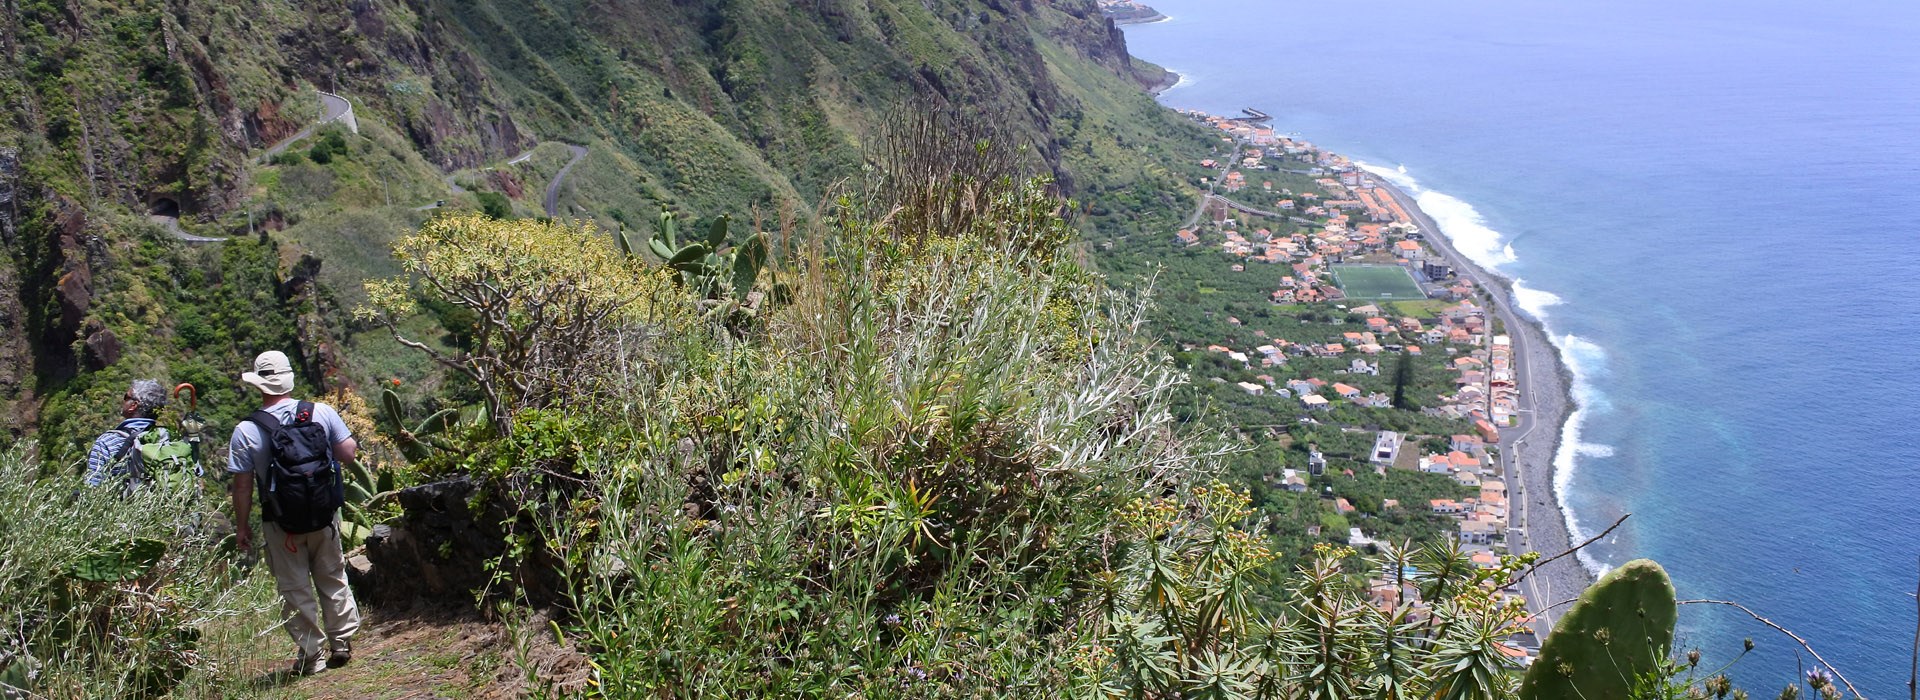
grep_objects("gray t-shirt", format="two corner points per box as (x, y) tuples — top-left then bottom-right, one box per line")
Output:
(226, 400), (353, 477)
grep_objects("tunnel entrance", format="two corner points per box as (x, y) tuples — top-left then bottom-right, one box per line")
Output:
(149, 198), (180, 218)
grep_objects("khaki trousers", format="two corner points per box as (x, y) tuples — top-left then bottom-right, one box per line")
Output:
(263, 519), (361, 656)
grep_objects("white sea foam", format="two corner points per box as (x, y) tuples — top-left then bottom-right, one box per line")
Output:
(1358, 163), (1516, 271)
(1511, 280), (1563, 321)
(1552, 333), (1616, 576)
(1359, 160), (1617, 576)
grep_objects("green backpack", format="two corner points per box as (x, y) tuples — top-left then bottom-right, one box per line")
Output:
(125, 433), (200, 491)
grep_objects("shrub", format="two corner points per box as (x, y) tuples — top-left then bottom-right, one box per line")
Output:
(544, 199), (1203, 694)
(358, 215), (686, 434)
(476, 191), (512, 219)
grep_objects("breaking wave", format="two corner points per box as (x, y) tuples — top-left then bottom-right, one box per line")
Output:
(1360, 160), (1615, 576)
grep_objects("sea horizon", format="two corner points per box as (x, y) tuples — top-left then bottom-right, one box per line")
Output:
(1124, 0), (1920, 692)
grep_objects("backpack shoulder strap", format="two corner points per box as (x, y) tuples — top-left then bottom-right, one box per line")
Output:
(114, 427), (147, 484)
(248, 409), (284, 434)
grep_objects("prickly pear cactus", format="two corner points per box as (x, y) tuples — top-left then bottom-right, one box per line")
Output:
(1519, 558), (1678, 700)
(67, 538), (167, 583)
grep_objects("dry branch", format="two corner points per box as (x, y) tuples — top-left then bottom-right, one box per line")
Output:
(1677, 598), (1864, 699)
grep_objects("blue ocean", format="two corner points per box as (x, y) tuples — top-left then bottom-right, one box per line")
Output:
(1124, 0), (1920, 691)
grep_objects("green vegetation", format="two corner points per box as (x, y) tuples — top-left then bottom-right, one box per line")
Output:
(0, 448), (281, 698)
(0, 0), (1868, 697)
(1333, 263), (1427, 300)
(1520, 559), (1678, 699)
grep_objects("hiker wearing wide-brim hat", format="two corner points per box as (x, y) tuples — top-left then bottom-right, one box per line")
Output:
(227, 350), (363, 676)
(241, 350), (298, 396)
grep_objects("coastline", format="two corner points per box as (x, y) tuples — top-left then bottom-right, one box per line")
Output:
(1145, 68), (1182, 96)
(1368, 177), (1593, 639)
(1114, 13), (1589, 641)
(1112, 11), (1168, 26)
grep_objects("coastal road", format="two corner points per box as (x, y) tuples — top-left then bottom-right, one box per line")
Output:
(261, 92), (354, 161)
(544, 144), (588, 218)
(1372, 179), (1585, 643)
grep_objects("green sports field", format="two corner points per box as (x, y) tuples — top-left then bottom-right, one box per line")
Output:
(1332, 264), (1426, 300)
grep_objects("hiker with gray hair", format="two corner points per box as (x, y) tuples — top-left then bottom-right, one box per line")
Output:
(82, 379), (172, 487)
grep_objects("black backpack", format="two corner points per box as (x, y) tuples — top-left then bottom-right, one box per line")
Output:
(248, 401), (344, 534)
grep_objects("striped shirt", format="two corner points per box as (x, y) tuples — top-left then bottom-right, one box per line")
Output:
(83, 418), (157, 487)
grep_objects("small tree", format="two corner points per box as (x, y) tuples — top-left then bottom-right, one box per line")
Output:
(359, 215), (677, 434)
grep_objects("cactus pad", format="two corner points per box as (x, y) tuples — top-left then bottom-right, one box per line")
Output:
(1519, 558), (1678, 700)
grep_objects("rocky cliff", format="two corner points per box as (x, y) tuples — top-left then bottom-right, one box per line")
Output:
(0, 0), (1205, 450)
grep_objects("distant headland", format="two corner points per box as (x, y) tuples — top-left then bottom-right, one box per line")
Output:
(1099, 0), (1166, 25)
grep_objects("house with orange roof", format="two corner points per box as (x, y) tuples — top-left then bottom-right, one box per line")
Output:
(1332, 383), (1361, 399)
(1335, 498), (1356, 515)
(1395, 239), (1422, 259)
(1176, 229), (1199, 246)
(1459, 518), (1498, 545)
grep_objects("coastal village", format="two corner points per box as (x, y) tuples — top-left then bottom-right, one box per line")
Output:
(1143, 108), (1542, 661)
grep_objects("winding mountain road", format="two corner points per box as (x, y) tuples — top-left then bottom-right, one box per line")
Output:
(543, 144), (588, 218)
(165, 92), (356, 244)
(149, 214), (227, 243)
(261, 92), (354, 161)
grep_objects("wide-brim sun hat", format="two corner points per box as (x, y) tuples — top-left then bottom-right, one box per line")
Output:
(241, 350), (296, 396)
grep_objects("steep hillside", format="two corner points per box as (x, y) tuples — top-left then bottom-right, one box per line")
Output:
(0, 0), (1211, 456)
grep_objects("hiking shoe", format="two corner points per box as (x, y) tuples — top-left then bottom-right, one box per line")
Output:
(327, 639), (353, 668)
(293, 650), (326, 676)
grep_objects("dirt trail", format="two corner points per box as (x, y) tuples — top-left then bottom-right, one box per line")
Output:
(245, 606), (588, 699)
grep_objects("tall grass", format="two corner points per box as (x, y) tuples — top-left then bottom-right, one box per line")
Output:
(0, 448), (284, 698)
